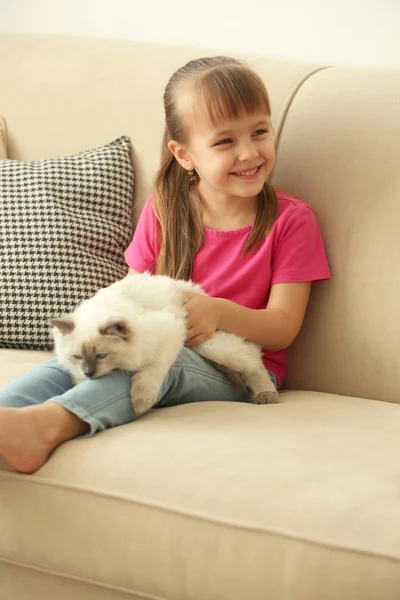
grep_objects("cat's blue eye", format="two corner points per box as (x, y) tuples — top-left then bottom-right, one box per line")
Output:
(73, 355), (83, 360)
(97, 353), (107, 359)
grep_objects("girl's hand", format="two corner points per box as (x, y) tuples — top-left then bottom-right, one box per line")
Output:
(183, 292), (220, 346)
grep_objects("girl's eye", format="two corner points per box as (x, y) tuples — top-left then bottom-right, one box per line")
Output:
(73, 355), (83, 360)
(215, 138), (233, 146)
(253, 129), (268, 137)
(97, 353), (107, 359)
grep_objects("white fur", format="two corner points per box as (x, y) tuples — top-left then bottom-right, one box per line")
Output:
(52, 272), (279, 413)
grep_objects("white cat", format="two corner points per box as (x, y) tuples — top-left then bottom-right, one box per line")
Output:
(51, 272), (279, 413)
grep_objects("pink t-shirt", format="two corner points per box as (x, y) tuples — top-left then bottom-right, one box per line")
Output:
(124, 189), (331, 387)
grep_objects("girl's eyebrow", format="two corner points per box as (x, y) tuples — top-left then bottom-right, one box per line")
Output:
(211, 130), (231, 139)
(253, 120), (270, 128)
(211, 119), (270, 139)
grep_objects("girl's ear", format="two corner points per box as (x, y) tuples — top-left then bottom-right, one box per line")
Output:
(168, 140), (194, 172)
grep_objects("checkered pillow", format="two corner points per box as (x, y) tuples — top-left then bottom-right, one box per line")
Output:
(0, 136), (134, 350)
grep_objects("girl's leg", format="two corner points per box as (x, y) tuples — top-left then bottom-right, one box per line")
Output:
(0, 349), (277, 473)
(40, 347), (258, 437)
(0, 359), (73, 408)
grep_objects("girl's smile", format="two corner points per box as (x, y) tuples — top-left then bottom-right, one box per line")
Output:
(229, 163), (264, 180)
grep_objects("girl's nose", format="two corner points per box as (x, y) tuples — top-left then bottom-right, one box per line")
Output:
(237, 143), (259, 162)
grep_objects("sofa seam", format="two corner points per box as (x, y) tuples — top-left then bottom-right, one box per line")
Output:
(0, 555), (168, 600)
(1, 470), (399, 563)
(273, 65), (333, 156)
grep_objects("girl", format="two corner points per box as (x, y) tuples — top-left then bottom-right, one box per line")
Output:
(0, 56), (330, 474)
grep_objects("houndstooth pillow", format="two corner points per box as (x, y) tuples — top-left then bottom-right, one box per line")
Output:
(0, 136), (134, 350)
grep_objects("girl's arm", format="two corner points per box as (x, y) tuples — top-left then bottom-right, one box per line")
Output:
(214, 282), (311, 351)
(185, 282), (311, 351)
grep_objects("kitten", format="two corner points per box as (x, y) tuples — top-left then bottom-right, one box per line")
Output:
(51, 272), (279, 413)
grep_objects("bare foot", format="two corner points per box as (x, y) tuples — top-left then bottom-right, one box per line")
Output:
(0, 404), (88, 474)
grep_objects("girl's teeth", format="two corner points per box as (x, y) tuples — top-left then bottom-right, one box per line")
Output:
(236, 167), (257, 176)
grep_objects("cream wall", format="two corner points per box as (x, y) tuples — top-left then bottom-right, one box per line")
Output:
(0, 0), (399, 67)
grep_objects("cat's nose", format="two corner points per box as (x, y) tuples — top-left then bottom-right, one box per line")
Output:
(84, 369), (95, 378)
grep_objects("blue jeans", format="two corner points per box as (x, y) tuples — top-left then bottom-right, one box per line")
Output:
(0, 348), (278, 437)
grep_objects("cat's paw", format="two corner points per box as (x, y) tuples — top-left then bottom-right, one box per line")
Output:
(130, 381), (158, 414)
(131, 393), (156, 414)
(253, 390), (280, 405)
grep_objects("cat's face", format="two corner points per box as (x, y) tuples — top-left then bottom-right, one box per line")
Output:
(51, 315), (133, 379)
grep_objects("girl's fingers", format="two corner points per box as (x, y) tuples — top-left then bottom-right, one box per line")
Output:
(186, 334), (205, 347)
(186, 327), (198, 340)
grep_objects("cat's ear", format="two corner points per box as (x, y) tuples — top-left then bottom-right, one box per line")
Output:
(50, 315), (75, 334)
(99, 318), (131, 340)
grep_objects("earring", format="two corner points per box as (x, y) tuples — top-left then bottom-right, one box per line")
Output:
(188, 168), (197, 184)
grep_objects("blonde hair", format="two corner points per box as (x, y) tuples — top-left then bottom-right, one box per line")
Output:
(153, 56), (278, 280)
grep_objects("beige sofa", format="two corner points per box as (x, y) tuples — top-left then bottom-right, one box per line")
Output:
(1, 34), (400, 600)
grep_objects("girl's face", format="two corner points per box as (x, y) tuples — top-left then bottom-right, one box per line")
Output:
(170, 108), (276, 205)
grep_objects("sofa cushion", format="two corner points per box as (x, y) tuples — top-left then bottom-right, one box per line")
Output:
(1, 392), (399, 599)
(0, 349), (54, 387)
(0, 117), (7, 158)
(0, 136), (134, 350)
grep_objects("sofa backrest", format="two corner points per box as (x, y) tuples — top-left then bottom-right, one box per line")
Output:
(1, 34), (399, 403)
(274, 67), (400, 403)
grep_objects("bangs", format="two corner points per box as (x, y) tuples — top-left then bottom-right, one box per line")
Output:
(190, 64), (271, 130)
